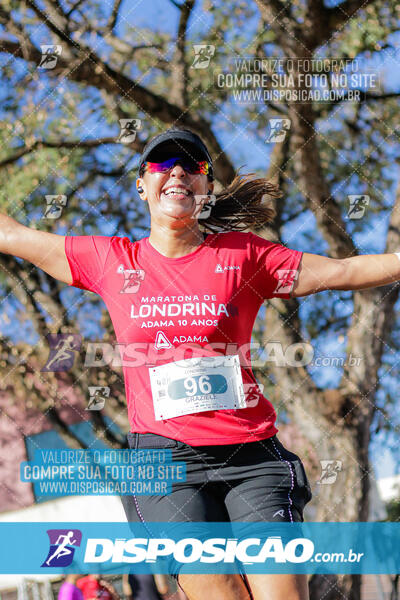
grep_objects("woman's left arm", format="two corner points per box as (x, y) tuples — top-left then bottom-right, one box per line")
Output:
(291, 252), (400, 297)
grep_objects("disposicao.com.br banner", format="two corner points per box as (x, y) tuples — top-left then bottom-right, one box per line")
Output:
(0, 522), (398, 575)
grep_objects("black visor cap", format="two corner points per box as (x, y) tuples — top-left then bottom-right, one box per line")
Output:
(138, 129), (213, 179)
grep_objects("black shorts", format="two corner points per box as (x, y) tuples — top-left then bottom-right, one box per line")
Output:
(121, 432), (312, 524)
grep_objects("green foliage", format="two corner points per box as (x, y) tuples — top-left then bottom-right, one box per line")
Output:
(385, 497), (400, 521)
(333, 2), (396, 56)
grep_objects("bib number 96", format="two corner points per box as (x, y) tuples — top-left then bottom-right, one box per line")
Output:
(184, 375), (211, 396)
(169, 374), (227, 399)
(149, 354), (246, 420)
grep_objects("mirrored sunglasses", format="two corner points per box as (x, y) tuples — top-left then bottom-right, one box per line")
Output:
(142, 156), (209, 176)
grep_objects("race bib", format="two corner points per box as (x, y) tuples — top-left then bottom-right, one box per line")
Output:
(149, 355), (246, 420)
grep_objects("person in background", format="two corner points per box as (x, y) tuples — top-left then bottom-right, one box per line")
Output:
(58, 575), (84, 600)
(76, 574), (120, 600)
(122, 573), (187, 600)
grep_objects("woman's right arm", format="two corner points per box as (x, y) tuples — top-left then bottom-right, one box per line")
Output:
(0, 213), (72, 285)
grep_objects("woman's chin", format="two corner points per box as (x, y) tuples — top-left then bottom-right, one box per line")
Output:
(160, 199), (195, 218)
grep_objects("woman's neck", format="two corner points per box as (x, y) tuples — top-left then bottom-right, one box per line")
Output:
(148, 227), (206, 258)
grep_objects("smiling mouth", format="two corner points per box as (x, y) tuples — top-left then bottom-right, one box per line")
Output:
(162, 187), (193, 198)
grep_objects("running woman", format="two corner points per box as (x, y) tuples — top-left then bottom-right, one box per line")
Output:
(1, 128), (400, 600)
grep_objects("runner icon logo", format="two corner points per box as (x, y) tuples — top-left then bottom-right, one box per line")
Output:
(273, 269), (298, 295)
(118, 119), (141, 144)
(38, 45), (62, 69)
(317, 460), (343, 484)
(43, 195), (67, 219)
(192, 195), (217, 219)
(191, 45), (215, 69)
(42, 529), (82, 567)
(266, 118), (291, 143)
(41, 333), (82, 372)
(243, 383), (264, 407)
(347, 195), (369, 219)
(117, 265), (145, 293)
(87, 386), (110, 410)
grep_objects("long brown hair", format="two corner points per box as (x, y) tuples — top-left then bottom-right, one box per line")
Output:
(200, 171), (280, 233)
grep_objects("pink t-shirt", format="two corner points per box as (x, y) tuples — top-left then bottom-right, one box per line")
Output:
(58, 581), (84, 600)
(65, 231), (302, 445)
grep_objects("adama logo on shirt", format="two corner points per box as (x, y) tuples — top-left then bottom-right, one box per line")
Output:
(155, 331), (173, 350)
(215, 264), (240, 273)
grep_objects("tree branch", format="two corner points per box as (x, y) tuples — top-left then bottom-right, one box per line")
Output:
(323, 0), (377, 41)
(302, 0), (377, 49)
(331, 155), (400, 472)
(0, 253), (72, 338)
(169, 0), (195, 108)
(251, 134), (323, 446)
(315, 91), (400, 115)
(46, 406), (88, 449)
(25, 0), (79, 49)
(106, 0), (123, 33)
(167, 0), (184, 8)
(0, 36), (236, 184)
(0, 136), (143, 169)
(65, 0), (86, 19)
(255, 0), (299, 53)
